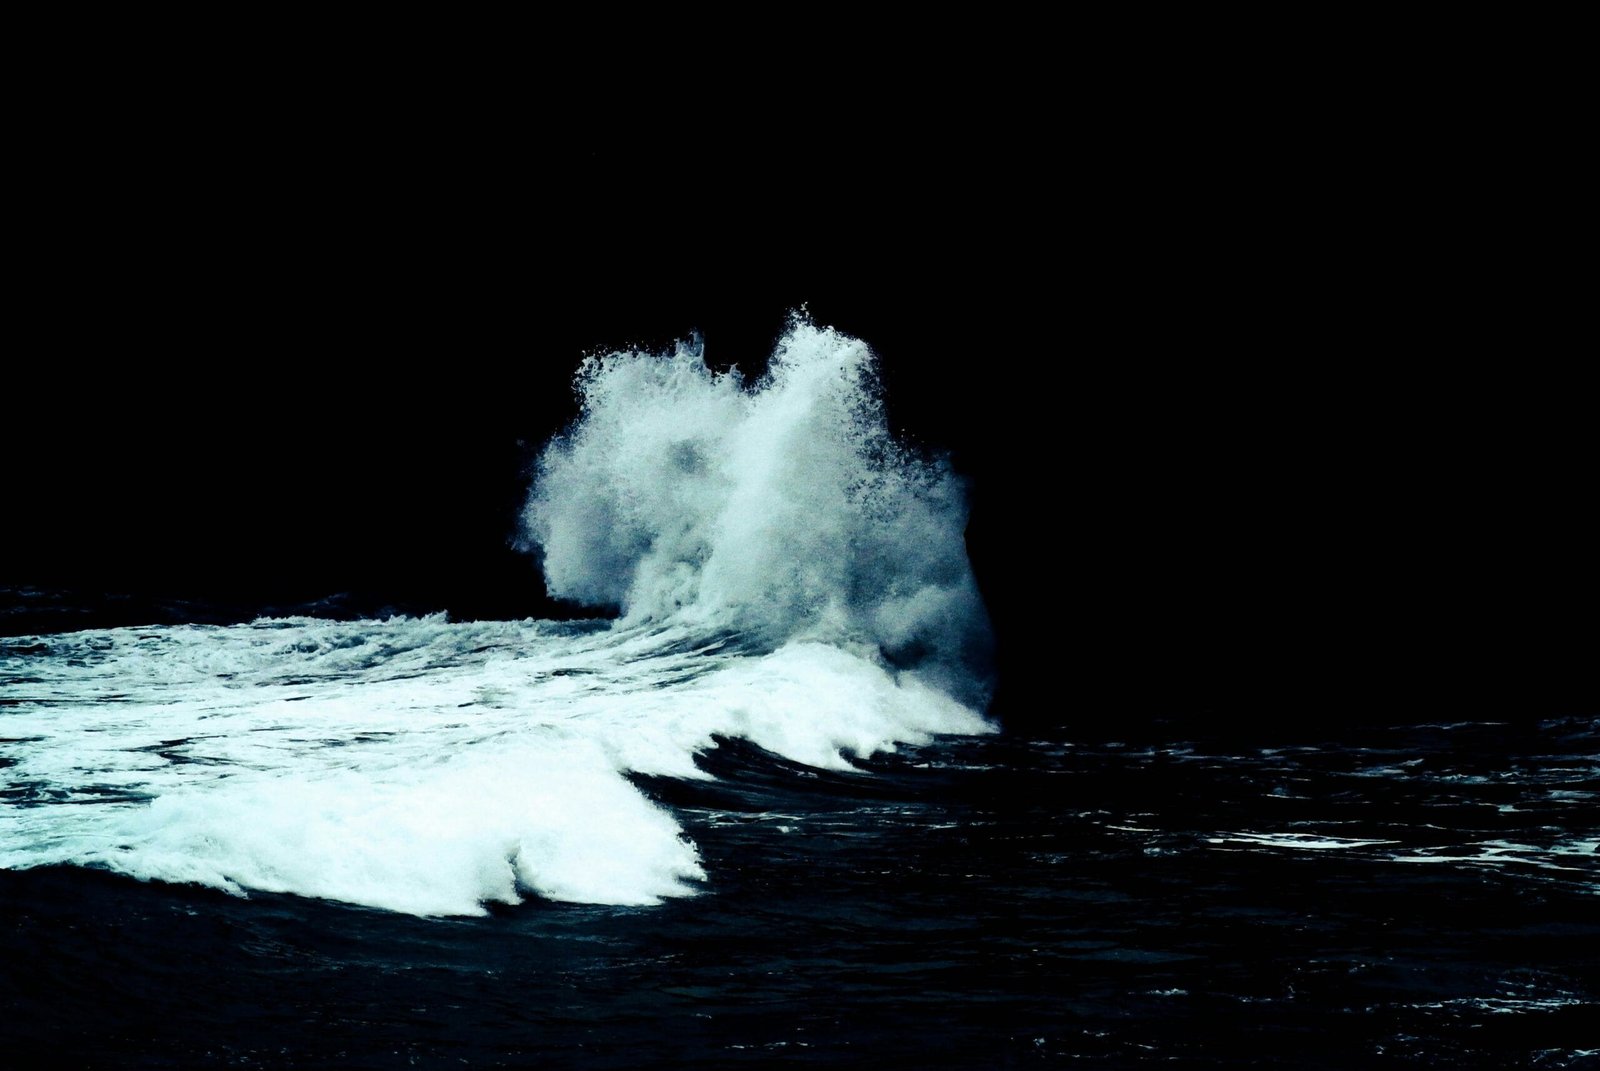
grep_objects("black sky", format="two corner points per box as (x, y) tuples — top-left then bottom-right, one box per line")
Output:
(5, 128), (1594, 730)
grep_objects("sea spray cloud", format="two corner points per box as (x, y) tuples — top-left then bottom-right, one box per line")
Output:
(521, 316), (994, 707)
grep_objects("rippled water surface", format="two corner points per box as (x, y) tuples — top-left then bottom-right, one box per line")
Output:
(5, 707), (1595, 1068)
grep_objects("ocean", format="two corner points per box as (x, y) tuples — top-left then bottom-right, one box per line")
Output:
(3, 322), (1596, 1067)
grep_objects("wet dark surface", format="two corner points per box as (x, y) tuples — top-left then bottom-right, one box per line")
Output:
(4, 718), (1596, 1069)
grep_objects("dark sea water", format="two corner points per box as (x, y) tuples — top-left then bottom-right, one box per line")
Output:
(4, 682), (1596, 1068)
(4, 323), (1596, 1068)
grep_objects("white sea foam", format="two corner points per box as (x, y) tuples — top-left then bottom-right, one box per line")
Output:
(0, 618), (988, 915)
(0, 319), (996, 915)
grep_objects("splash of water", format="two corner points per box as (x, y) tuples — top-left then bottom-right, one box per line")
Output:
(521, 315), (993, 706)
(0, 317), (998, 915)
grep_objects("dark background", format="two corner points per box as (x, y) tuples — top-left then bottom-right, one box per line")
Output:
(5, 119), (1594, 732)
